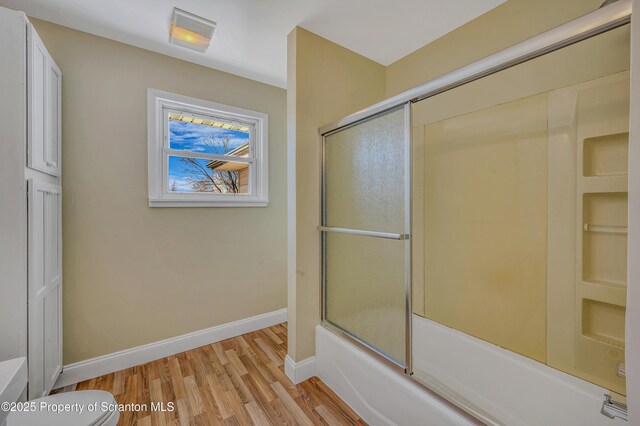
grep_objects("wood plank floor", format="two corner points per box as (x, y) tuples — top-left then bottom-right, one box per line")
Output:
(52, 323), (366, 425)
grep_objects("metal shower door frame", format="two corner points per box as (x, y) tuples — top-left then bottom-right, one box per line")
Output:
(319, 102), (413, 373)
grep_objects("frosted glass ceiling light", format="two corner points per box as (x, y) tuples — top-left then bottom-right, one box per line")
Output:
(169, 8), (216, 53)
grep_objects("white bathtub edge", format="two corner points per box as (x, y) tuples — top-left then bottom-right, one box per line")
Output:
(315, 325), (477, 426)
(412, 314), (627, 426)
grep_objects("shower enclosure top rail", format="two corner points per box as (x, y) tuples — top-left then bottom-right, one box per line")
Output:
(318, 0), (632, 137)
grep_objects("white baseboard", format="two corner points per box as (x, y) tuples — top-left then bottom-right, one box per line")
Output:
(284, 355), (316, 384)
(54, 308), (287, 389)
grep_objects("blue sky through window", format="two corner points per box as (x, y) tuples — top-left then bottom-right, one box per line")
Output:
(168, 119), (249, 192)
(169, 119), (249, 154)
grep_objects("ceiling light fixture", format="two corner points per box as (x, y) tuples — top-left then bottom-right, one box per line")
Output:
(169, 8), (216, 53)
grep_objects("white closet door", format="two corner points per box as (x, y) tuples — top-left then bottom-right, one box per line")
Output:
(28, 180), (62, 399)
(27, 23), (61, 177)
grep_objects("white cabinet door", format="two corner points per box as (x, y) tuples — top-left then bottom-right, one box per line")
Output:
(46, 58), (62, 174)
(27, 23), (61, 177)
(28, 180), (62, 399)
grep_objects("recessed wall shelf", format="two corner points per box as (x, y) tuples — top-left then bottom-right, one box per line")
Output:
(583, 133), (629, 177)
(573, 74), (629, 395)
(582, 192), (628, 287)
(582, 299), (626, 349)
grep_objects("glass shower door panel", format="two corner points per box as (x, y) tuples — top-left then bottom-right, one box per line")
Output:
(325, 233), (407, 365)
(325, 107), (406, 233)
(322, 105), (409, 368)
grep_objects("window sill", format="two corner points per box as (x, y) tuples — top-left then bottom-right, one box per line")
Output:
(148, 198), (269, 208)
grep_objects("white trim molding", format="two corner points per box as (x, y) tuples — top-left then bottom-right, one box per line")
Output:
(54, 308), (287, 389)
(284, 355), (316, 384)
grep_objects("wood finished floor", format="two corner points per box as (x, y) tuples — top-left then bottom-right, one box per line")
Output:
(52, 323), (365, 425)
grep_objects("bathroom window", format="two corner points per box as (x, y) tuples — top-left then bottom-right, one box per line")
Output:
(147, 89), (269, 207)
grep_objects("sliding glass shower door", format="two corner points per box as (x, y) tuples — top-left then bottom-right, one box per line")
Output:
(320, 104), (411, 369)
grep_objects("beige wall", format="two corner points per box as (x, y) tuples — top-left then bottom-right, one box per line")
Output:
(386, 0), (605, 97)
(287, 27), (386, 361)
(31, 19), (287, 364)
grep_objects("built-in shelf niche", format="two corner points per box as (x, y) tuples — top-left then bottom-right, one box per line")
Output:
(578, 137), (628, 379)
(573, 73), (629, 395)
(583, 132), (629, 177)
(582, 299), (626, 349)
(576, 295), (626, 394)
(582, 192), (628, 286)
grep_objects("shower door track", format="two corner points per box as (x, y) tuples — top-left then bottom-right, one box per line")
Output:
(318, 0), (633, 424)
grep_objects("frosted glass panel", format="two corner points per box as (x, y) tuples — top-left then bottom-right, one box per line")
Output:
(322, 105), (408, 367)
(325, 107), (406, 233)
(325, 233), (406, 365)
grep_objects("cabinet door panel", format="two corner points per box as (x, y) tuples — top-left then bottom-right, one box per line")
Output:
(27, 24), (47, 173)
(28, 180), (62, 398)
(47, 59), (62, 174)
(27, 23), (61, 176)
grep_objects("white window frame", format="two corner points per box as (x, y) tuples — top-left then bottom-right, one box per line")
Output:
(147, 89), (269, 207)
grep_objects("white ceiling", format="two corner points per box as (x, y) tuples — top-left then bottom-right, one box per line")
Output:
(0, 0), (506, 88)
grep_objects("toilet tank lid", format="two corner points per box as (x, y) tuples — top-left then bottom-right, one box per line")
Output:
(7, 390), (118, 426)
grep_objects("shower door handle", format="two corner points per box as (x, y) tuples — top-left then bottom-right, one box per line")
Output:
(318, 226), (410, 240)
